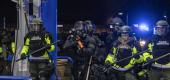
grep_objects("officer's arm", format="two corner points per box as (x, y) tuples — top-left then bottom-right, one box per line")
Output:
(11, 42), (16, 54)
(95, 36), (104, 47)
(21, 38), (30, 55)
(132, 41), (143, 63)
(141, 43), (153, 62)
(0, 47), (2, 54)
(105, 47), (117, 64)
(105, 41), (118, 64)
(132, 40), (147, 63)
(45, 35), (55, 52)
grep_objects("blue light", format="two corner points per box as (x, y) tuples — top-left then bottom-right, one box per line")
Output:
(139, 23), (149, 31)
(133, 24), (139, 27)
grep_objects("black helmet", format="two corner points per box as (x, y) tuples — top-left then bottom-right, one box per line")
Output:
(84, 20), (95, 33)
(108, 17), (124, 25)
(107, 17), (124, 31)
(156, 20), (169, 27)
(30, 18), (43, 32)
(155, 20), (169, 36)
(74, 21), (84, 31)
(119, 25), (131, 40)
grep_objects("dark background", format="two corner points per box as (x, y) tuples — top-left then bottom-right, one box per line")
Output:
(58, 0), (170, 25)
(0, 0), (17, 29)
(1, 0), (170, 28)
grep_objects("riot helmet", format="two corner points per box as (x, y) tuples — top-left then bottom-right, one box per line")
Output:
(120, 25), (131, 40)
(74, 21), (84, 31)
(84, 20), (95, 34)
(107, 17), (124, 31)
(155, 20), (169, 36)
(30, 18), (43, 32)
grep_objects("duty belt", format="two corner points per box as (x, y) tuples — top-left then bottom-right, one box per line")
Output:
(108, 66), (130, 72)
(29, 56), (49, 62)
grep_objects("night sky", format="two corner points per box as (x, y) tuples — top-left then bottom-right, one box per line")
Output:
(58, 0), (170, 25)
(0, 0), (170, 27)
(0, 0), (17, 28)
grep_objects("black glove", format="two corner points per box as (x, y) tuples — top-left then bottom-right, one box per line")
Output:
(21, 54), (26, 59)
(103, 61), (112, 74)
(142, 58), (153, 69)
(134, 54), (140, 59)
(46, 44), (51, 49)
(105, 61), (112, 68)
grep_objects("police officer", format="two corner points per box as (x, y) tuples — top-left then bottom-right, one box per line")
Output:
(84, 20), (104, 63)
(0, 29), (15, 75)
(2, 31), (16, 75)
(0, 29), (6, 75)
(21, 18), (55, 80)
(106, 17), (124, 49)
(105, 25), (138, 80)
(105, 17), (125, 60)
(142, 20), (170, 80)
(83, 20), (105, 80)
(63, 21), (86, 49)
(63, 20), (87, 80)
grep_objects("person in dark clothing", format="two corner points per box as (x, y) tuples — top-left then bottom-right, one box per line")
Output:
(141, 20), (170, 80)
(105, 25), (139, 80)
(105, 17), (124, 54)
(63, 20), (103, 80)
(21, 18), (55, 80)
(0, 29), (15, 75)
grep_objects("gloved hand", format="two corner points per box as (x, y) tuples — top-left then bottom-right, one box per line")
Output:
(134, 54), (140, 59)
(142, 58), (153, 69)
(46, 44), (51, 49)
(146, 58), (154, 63)
(105, 61), (112, 68)
(103, 61), (112, 74)
(21, 54), (26, 59)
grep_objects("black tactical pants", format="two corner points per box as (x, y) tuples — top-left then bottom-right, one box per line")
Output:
(73, 55), (90, 80)
(149, 68), (170, 80)
(0, 58), (11, 75)
(29, 60), (54, 80)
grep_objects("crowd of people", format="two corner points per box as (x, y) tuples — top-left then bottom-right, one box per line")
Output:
(62, 17), (170, 80)
(0, 16), (169, 80)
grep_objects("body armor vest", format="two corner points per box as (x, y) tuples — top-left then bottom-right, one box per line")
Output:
(152, 35), (170, 64)
(28, 32), (46, 57)
(115, 37), (135, 67)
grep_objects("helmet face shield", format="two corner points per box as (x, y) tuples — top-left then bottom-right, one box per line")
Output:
(155, 26), (166, 36)
(108, 23), (123, 31)
(155, 20), (169, 36)
(30, 24), (41, 32)
(30, 18), (42, 32)
(76, 23), (84, 31)
(121, 32), (129, 40)
(84, 20), (95, 34)
(114, 23), (123, 31)
(120, 25), (131, 40)
(74, 21), (84, 31)
(86, 25), (93, 31)
(86, 25), (94, 34)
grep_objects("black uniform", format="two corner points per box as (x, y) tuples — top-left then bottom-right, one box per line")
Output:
(21, 31), (55, 80)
